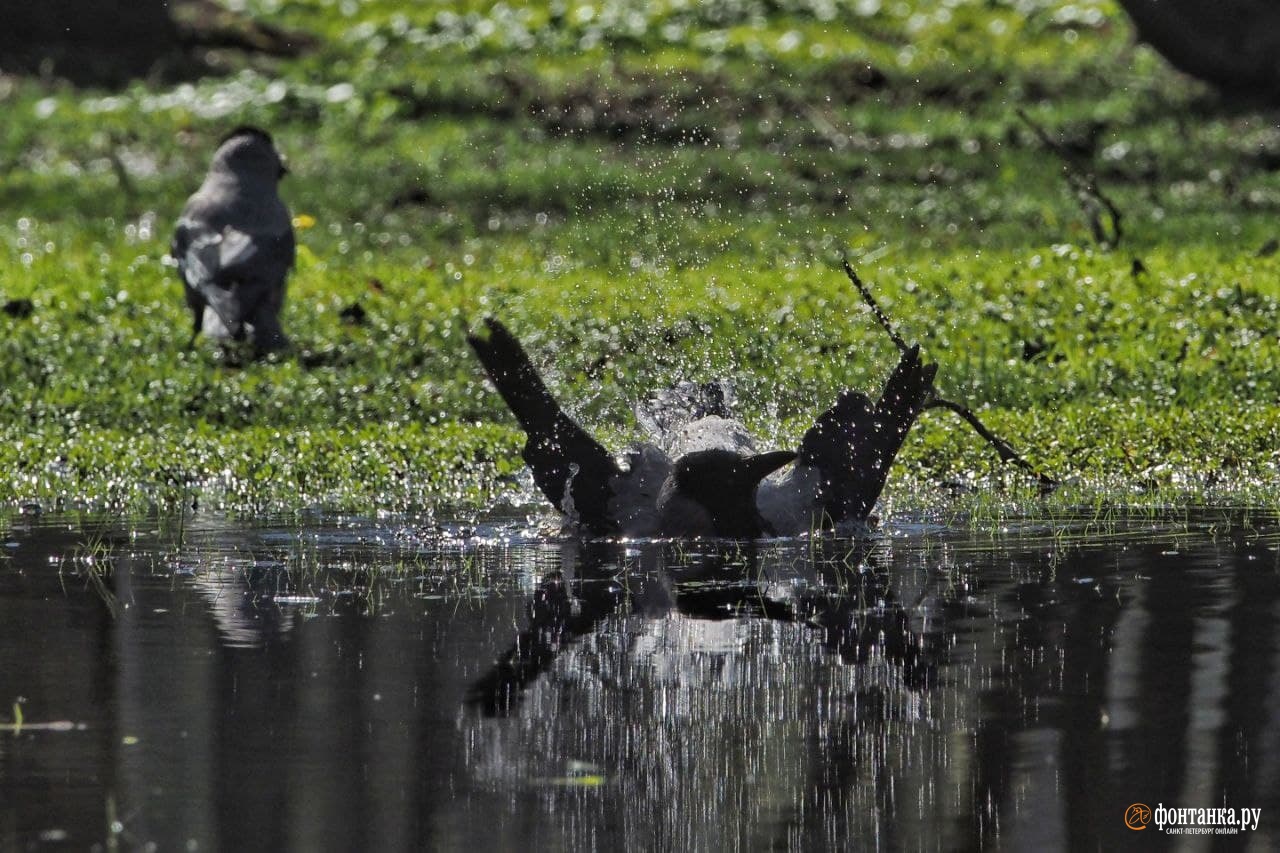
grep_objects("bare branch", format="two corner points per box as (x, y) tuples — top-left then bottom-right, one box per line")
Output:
(840, 255), (909, 355)
(840, 260), (1057, 489)
(926, 397), (1057, 489)
(1016, 107), (1123, 248)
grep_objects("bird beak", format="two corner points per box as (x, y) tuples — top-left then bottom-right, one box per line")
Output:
(743, 450), (797, 484)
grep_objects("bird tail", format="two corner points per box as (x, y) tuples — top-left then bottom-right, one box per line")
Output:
(743, 450), (799, 486)
(800, 344), (937, 524)
(468, 319), (622, 533)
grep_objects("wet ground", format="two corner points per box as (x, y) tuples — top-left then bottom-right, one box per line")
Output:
(1, 507), (1278, 851)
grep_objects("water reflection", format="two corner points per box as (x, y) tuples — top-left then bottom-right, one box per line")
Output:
(463, 539), (953, 851)
(0, 510), (1278, 850)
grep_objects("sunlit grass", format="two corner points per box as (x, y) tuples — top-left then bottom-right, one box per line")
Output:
(2, 0), (1279, 513)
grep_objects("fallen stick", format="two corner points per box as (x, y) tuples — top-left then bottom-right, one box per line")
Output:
(840, 258), (1058, 489)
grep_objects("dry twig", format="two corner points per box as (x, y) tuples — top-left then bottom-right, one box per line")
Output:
(840, 257), (1057, 489)
(1016, 107), (1123, 249)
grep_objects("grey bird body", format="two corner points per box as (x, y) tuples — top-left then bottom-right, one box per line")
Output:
(172, 127), (294, 352)
(468, 319), (935, 540)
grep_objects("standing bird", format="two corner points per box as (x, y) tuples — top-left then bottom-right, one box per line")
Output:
(467, 318), (935, 539)
(172, 126), (294, 352)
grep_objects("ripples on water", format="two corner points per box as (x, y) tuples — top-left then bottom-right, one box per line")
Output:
(1, 508), (1278, 851)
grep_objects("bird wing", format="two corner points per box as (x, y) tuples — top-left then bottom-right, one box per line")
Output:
(468, 318), (624, 534)
(172, 213), (295, 339)
(797, 344), (937, 524)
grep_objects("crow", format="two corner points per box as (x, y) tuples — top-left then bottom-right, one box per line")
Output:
(172, 126), (294, 353)
(468, 318), (934, 538)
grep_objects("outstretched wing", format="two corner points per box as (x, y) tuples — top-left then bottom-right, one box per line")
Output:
(799, 344), (937, 523)
(467, 318), (623, 534)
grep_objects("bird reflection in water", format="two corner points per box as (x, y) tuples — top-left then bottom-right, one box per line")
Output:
(467, 538), (947, 719)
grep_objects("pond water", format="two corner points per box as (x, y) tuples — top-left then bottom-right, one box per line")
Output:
(1, 507), (1278, 851)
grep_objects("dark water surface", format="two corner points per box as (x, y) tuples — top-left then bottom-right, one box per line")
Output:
(1, 507), (1278, 851)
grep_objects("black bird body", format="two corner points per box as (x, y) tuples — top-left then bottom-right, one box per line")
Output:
(468, 319), (935, 539)
(172, 126), (294, 352)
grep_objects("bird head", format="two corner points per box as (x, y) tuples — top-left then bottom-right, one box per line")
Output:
(211, 126), (288, 183)
(664, 448), (796, 538)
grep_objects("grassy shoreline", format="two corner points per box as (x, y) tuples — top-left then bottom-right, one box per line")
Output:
(3, 0), (1280, 514)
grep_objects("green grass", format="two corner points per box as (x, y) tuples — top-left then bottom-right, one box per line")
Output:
(3, 0), (1280, 514)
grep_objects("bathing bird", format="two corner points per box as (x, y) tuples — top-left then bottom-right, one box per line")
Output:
(171, 126), (294, 352)
(467, 318), (936, 539)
